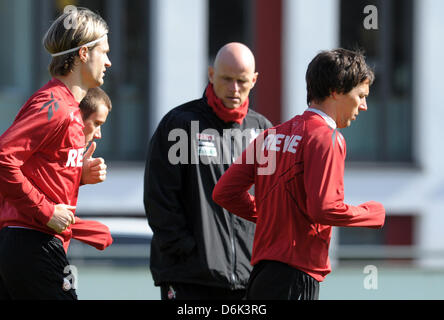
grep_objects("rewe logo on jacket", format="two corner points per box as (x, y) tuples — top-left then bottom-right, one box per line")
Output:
(65, 148), (84, 168)
(262, 134), (302, 154)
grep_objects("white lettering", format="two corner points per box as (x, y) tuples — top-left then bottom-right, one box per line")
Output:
(262, 134), (275, 151)
(65, 149), (77, 167)
(63, 265), (78, 290)
(177, 304), (212, 318)
(363, 265), (378, 290)
(287, 135), (302, 154)
(262, 134), (301, 154)
(168, 128), (188, 165)
(63, 5), (78, 30)
(76, 148), (84, 167)
(165, 123), (276, 174)
(274, 134), (285, 152)
(282, 135), (292, 153)
(256, 130), (277, 176)
(363, 5), (378, 30)
(65, 148), (85, 168)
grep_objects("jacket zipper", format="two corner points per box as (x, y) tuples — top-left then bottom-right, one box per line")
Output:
(229, 135), (237, 288)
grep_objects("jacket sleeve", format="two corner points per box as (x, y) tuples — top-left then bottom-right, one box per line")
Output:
(213, 140), (257, 223)
(143, 116), (196, 258)
(304, 127), (385, 228)
(71, 217), (113, 250)
(0, 100), (61, 225)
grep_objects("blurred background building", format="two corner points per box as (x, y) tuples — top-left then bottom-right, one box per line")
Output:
(1, 0), (444, 298)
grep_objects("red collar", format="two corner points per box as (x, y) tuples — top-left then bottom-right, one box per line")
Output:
(205, 83), (249, 124)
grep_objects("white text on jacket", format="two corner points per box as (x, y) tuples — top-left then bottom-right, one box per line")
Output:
(65, 148), (84, 167)
(262, 134), (302, 154)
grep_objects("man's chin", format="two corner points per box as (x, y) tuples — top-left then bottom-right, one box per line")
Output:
(223, 101), (241, 109)
(93, 76), (105, 87)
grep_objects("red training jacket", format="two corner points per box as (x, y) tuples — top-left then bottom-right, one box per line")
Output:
(0, 78), (86, 249)
(213, 110), (386, 282)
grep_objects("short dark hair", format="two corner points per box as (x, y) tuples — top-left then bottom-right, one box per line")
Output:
(305, 48), (375, 105)
(79, 87), (112, 121)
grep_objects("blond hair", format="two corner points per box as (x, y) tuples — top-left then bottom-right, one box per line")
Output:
(43, 7), (108, 77)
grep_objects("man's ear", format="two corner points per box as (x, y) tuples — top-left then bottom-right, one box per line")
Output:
(251, 72), (259, 88)
(208, 66), (214, 84)
(80, 110), (86, 122)
(78, 46), (89, 63)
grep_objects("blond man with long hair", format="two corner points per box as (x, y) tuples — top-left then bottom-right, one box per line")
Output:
(0, 7), (111, 300)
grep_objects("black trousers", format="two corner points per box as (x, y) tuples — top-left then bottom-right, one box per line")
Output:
(160, 282), (246, 300)
(246, 260), (319, 300)
(0, 227), (77, 300)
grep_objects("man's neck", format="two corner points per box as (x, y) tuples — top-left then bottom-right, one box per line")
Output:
(309, 100), (336, 123)
(54, 74), (89, 103)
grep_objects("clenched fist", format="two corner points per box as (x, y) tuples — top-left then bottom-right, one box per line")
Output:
(47, 204), (76, 233)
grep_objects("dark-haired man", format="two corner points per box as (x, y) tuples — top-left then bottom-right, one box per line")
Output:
(70, 87), (113, 252)
(213, 48), (386, 300)
(80, 87), (112, 185)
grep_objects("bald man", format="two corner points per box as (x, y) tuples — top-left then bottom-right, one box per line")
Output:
(144, 43), (273, 300)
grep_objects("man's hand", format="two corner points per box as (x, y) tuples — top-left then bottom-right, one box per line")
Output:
(47, 204), (76, 233)
(81, 142), (107, 185)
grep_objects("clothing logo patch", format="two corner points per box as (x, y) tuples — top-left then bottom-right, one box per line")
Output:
(167, 285), (176, 300)
(39, 92), (60, 121)
(62, 278), (72, 291)
(197, 133), (217, 157)
(62, 265), (78, 291)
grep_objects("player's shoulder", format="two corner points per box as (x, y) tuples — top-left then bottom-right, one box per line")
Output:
(159, 98), (206, 129)
(304, 119), (346, 156)
(302, 111), (333, 133)
(297, 112), (335, 147)
(245, 108), (273, 129)
(23, 79), (78, 122)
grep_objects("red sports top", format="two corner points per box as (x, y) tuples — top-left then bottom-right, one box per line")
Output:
(213, 110), (386, 282)
(0, 78), (86, 248)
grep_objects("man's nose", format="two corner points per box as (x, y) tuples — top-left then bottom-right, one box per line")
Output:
(229, 80), (239, 92)
(359, 99), (368, 111)
(105, 55), (112, 68)
(94, 127), (102, 140)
